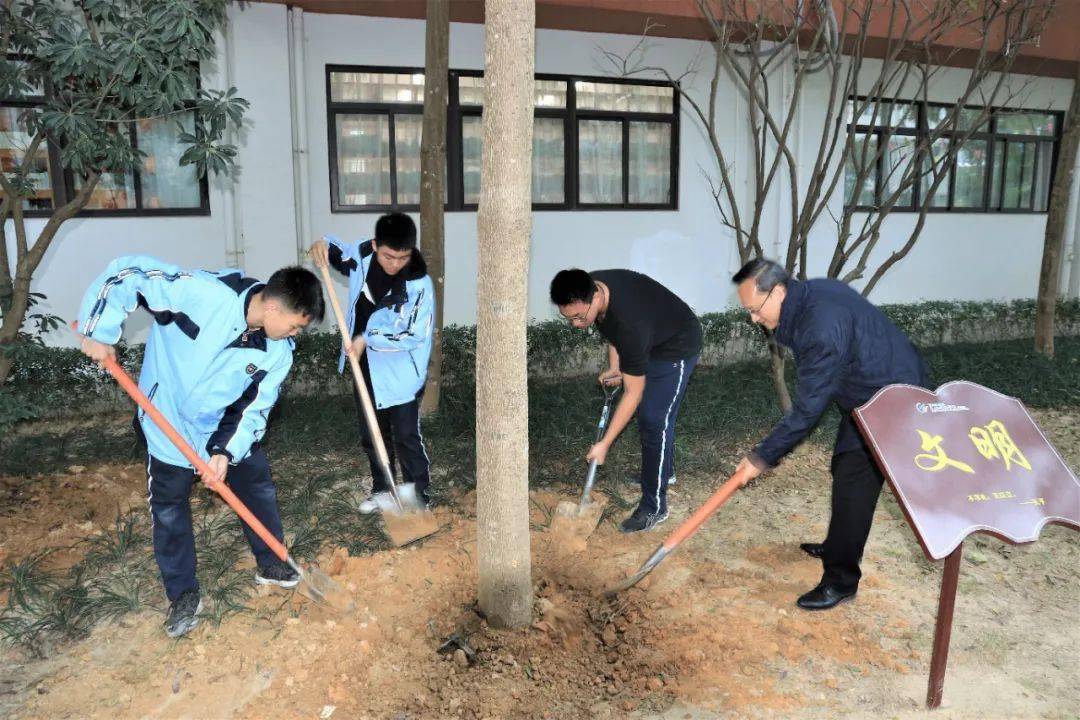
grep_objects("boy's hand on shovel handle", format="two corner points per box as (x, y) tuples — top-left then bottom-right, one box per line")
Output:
(200, 454), (229, 489)
(308, 239), (330, 268)
(347, 336), (366, 360)
(80, 336), (116, 367)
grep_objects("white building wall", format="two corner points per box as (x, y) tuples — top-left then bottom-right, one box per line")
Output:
(5, 3), (1077, 345)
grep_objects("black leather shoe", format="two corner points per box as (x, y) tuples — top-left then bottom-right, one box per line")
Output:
(800, 542), (825, 559)
(796, 583), (857, 611)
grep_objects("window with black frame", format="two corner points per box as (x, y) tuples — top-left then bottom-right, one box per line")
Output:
(326, 65), (679, 212)
(844, 97), (1061, 213)
(1, 60), (209, 217)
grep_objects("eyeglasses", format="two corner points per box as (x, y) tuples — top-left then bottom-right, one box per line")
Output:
(747, 286), (775, 316)
(564, 294), (596, 324)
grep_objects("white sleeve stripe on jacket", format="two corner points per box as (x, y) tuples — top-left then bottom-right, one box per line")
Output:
(85, 267), (190, 335)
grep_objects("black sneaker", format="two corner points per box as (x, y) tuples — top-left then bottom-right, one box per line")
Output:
(255, 561), (300, 588)
(618, 507), (669, 534)
(164, 589), (203, 638)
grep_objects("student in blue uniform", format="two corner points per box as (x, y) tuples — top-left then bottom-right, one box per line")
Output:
(309, 212), (435, 511)
(77, 255), (324, 637)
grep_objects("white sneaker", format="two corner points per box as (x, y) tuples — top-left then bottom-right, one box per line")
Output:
(359, 492), (392, 514)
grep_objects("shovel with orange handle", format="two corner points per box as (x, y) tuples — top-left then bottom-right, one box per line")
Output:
(72, 322), (354, 612)
(604, 467), (752, 598)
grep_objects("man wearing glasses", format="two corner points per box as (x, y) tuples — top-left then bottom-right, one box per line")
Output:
(549, 269), (702, 533)
(730, 258), (929, 610)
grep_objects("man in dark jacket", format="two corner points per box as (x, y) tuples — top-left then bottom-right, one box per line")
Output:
(731, 259), (930, 610)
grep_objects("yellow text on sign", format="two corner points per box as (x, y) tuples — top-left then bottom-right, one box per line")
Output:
(915, 430), (975, 474)
(968, 420), (1031, 472)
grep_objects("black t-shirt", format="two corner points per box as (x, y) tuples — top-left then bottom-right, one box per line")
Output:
(353, 256), (395, 337)
(591, 269), (702, 376)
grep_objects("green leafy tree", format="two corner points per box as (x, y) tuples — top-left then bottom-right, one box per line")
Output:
(0, 0), (248, 384)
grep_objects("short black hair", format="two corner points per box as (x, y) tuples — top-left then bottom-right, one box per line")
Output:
(374, 212), (417, 251)
(732, 258), (789, 293)
(549, 269), (596, 306)
(263, 266), (325, 323)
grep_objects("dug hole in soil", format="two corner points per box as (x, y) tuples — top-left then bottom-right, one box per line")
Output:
(6, 486), (905, 720)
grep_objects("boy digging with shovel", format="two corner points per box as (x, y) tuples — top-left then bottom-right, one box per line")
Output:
(309, 213), (435, 515)
(76, 255), (324, 637)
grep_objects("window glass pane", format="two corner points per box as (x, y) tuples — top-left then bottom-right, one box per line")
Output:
(1033, 141), (1053, 212)
(330, 71), (424, 103)
(844, 133), (877, 206)
(534, 80), (567, 108)
(1002, 140), (1035, 209)
(847, 98), (891, 127)
(958, 108), (989, 132)
(922, 139), (951, 208)
(928, 105), (989, 132)
(459, 76), (568, 108)
(575, 81), (672, 113)
(996, 112), (1055, 137)
(882, 135), (915, 206)
(578, 119), (623, 204)
(953, 139), (987, 208)
(0, 106), (53, 210)
(628, 121), (670, 204)
(990, 140), (1004, 209)
(890, 101), (917, 129)
(463, 115), (564, 205)
(459, 76), (484, 107)
(136, 113), (201, 209)
(80, 170), (136, 210)
(532, 117), (564, 203)
(462, 115), (482, 205)
(335, 114), (390, 206)
(394, 114), (423, 205)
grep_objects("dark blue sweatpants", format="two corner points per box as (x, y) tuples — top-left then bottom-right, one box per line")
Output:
(636, 355), (698, 515)
(145, 446), (286, 601)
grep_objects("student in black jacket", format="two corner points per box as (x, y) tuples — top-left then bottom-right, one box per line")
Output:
(730, 258), (930, 610)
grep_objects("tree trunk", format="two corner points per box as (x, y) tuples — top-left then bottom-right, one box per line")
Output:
(476, 0), (534, 629)
(0, 173), (99, 386)
(0, 273), (32, 385)
(1034, 68), (1080, 358)
(420, 0), (449, 415)
(767, 336), (792, 414)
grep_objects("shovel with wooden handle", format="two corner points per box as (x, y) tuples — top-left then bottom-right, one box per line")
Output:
(316, 261), (438, 547)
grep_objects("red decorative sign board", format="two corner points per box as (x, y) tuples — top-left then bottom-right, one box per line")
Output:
(854, 380), (1079, 560)
(853, 380), (1079, 709)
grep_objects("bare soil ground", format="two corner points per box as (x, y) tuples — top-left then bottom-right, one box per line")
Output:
(1, 409), (1077, 720)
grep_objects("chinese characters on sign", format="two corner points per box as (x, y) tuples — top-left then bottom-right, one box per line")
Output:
(913, 419), (1041, 506)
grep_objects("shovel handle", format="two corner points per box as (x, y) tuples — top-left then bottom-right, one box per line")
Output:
(316, 261), (402, 512)
(74, 323), (290, 563)
(660, 472), (747, 552)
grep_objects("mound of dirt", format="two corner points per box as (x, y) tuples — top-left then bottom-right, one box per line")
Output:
(8, 489), (917, 720)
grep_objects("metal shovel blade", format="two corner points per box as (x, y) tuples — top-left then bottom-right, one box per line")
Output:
(549, 496), (607, 552)
(603, 545), (669, 598)
(287, 557), (356, 613)
(377, 483), (441, 547)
